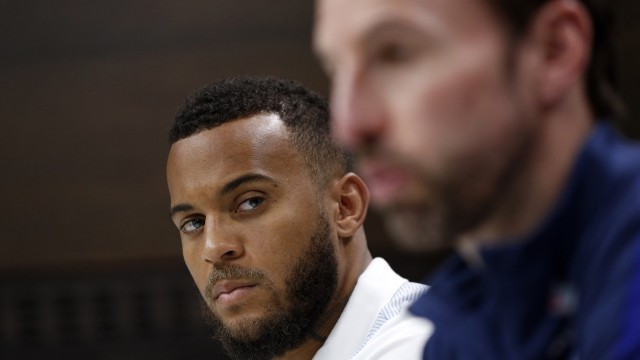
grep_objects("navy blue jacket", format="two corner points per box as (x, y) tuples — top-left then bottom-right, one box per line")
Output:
(410, 124), (640, 359)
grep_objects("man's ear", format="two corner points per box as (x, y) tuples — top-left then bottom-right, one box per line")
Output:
(525, 0), (592, 108)
(330, 172), (370, 238)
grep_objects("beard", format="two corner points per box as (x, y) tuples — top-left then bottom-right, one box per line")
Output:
(371, 123), (534, 251)
(201, 213), (338, 360)
(382, 203), (453, 252)
(379, 156), (527, 251)
(379, 177), (480, 253)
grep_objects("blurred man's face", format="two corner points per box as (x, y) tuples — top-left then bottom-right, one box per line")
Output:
(167, 114), (339, 358)
(314, 0), (537, 250)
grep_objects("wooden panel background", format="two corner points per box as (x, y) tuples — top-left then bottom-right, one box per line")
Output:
(0, 0), (638, 276)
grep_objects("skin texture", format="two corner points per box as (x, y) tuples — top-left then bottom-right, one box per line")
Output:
(167, 113), (372, 359)
(314, 0), (594, 253)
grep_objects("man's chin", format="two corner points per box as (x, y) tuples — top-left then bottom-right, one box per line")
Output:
(203, 303), (266, 342)
(218, 316), (264, 341)
(382, 207), (453, 252)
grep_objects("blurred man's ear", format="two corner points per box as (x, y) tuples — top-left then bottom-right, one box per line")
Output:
(526, 0), (592, 109)
(330, 172), (370, 238)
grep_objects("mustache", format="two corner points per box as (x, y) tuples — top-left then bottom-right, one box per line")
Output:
(204, 263), (265, 299)
(356, 145), (416, 168)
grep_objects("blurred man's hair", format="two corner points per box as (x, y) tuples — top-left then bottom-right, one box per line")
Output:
(489, 0), (624, 120)
(170, 76), (352, 188)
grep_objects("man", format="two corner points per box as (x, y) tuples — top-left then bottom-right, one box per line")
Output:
(315, 0), (640, 359)
(166, 76), (431, 359)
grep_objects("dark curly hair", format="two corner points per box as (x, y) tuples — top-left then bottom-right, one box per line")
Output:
(488, 0), (624, 121)
(170, 76), (352, 188)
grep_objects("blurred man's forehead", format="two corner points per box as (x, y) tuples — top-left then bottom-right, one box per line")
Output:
(315, 0), (501, 48)
(315, 0), (417, 68)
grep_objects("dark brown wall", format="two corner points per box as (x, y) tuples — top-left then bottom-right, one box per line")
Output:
(0, 0), (638, 273)
(0, 1), (638, 358)
(1, 0), (326, 270)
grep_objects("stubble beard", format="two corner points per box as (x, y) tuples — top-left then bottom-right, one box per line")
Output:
(201, 214), (338, 360)
(383, 202), (452, 252)
(370, 40), (536, 252)
(379, 117), (534, 251)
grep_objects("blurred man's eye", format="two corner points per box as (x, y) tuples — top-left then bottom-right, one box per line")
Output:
(375, 42), (415, 64)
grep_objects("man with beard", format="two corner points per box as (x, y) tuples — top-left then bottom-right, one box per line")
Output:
(314, 0), (640, 358)
(166, 76), (432, 359)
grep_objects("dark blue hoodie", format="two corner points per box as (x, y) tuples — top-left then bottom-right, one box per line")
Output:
(411, 123), (640, 359)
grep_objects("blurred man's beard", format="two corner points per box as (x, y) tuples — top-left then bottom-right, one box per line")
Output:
(378, 139), (531, 252)
(201, 213), (338, 360)
(381, 172), (512, 252)
(383, 205), (454, 252)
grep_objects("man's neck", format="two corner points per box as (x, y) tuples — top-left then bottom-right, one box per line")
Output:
(274, 292), (352, 360)
(276, 239), (371, 359)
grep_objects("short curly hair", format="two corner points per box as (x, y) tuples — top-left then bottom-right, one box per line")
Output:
(170, 76), (352, 188)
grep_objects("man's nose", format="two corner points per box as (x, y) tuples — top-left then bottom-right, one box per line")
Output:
(201, 221), (244, 264)
(330, 65), (386, 150)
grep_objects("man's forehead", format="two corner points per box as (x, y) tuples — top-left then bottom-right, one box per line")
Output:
(315, 0), (403, 64)
(174, 113), (287, 149)
(168, 114), (297, 176)
(315, 0), (506, 61)
(315, 0), (446, 48)
(315, 0), (400, 41)
(167, 115), (309, 198)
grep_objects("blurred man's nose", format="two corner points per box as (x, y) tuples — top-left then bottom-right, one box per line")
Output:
(330, 66), (386, 150)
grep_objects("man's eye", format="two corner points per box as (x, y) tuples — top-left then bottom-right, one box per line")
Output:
(180, 218), (204, 233)
(237, 197), (264, 213)
(374, 42), (415, 64)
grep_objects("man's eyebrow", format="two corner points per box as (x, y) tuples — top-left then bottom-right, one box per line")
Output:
(170, 204), (193, 218)
(362, 19), (422, 42)
(220, 173), (275, 197)
(170, 174), (275, 218)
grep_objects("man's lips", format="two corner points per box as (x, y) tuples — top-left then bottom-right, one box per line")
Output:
(211, 280), (258, 303)
(360, 163), (411, 205)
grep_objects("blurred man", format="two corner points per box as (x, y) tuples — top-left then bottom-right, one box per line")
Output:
(315, 0), (640, 358)
(166, 77), (431, 359)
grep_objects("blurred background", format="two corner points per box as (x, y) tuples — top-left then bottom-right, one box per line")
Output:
(0, 0), (638, 359)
